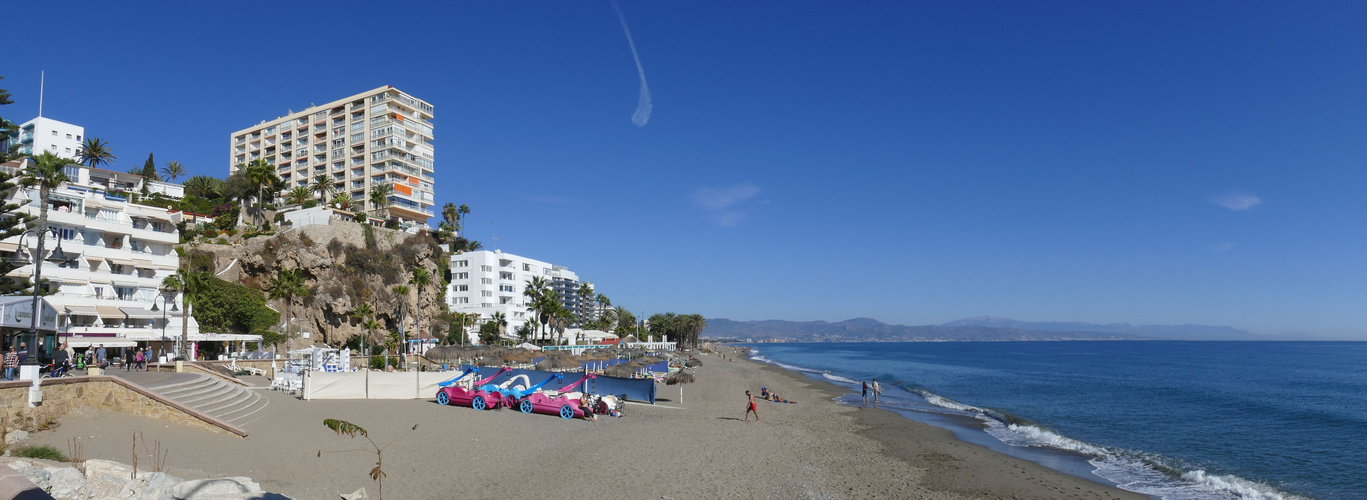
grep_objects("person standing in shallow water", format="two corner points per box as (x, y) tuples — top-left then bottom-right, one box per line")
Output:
(862, 380), (869, 402)
(872, 379), (881, 403)
(744, 390), (759, 422)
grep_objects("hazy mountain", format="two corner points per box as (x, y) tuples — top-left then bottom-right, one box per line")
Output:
(940, 316), (1259, 340)
(702, 318), (1149, 342)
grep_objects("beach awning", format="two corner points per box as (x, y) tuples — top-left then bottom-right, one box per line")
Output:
(96, 306), (124, 320)
(112, 280), (139, 288)
(64, 305), (100, 317)
(83, 197), (105, 209)
(65, 339), (136, 348)
(0, 242), (18, 252)
(105, 258), (134, 267)
(88, 276), (111, 284)
(119, 307), (158, 319)
(132, 259), (157, 269)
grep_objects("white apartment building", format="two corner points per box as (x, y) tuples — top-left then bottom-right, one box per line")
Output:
(4, 117), (85, 158)
(229, 86), (436, 225)
(446, 249), (588, 343)
(0, 158), (210, 357)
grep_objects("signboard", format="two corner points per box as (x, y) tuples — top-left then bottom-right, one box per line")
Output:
(1, 300), (59, 331)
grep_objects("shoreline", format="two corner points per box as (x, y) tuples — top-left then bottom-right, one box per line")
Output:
(741, 350), (1148, 499)
(22, 348), (1148, 499)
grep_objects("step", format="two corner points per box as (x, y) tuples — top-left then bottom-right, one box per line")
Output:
(154, 376), (219, 397)
(168, 380), (234, 406)
(225, 399), (271, 427)
(144, 374), (214, 394)
(196, 388), (256, 414)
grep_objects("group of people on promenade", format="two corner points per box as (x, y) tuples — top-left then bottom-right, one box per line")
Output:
(1, 343), (162, 380)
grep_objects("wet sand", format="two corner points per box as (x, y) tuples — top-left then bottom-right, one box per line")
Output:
(26, 349), (1145, 499)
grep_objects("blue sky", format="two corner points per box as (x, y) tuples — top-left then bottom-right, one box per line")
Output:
(5, 2), (1367, 337)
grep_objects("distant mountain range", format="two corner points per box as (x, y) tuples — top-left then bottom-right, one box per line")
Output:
(702, 316), (1274, 342)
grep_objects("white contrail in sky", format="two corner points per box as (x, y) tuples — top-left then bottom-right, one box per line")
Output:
(611, 0), (652, 127)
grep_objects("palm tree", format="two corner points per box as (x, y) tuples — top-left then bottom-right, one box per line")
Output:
(20, 152), (73, 307)
(161, 161), (185, 183)
(409, 268), (432, 346)
(491, 311), (507, 341)
(183, 175), (224, 199)
(595, 293), (611, 325)
(332, 192), (353, 211)
(522, 276), (548, 343)
(76, 137), (115, 169)
(311, 174), (334, 203)
(163, 268), (210, 359)
(361, 318), (382, 356)
(266, 269), (310, 347)
(287, 186), (312, 206)
(457, 204), (470, 234)
(576, 283), (593, 328)
(368, 183), (393, 219)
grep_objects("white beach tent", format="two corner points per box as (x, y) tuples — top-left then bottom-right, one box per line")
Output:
(515, 342), (542, 351)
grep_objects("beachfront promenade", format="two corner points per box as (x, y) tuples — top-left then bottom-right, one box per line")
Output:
(17, 350), (1143, 499)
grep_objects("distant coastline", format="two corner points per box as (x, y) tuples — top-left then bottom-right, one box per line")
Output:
(703, 316), (1320, 343)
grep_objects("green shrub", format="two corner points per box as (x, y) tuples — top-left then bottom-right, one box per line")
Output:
(202, 228), (219, 238)
(216, 238), (228, 245)
(15, 445), (66, 461)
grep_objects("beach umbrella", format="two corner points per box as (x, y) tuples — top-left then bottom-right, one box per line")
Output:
(639, 356), (662, 364)
(684, 358), (702, 368)
(603, 364), (637, 378)
(666, 370), (696, 404)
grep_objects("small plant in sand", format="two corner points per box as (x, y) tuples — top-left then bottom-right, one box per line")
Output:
(15, 445), (66, 461)
(319, 419), (417, 500)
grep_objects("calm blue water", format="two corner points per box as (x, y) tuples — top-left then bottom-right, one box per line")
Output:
(744, 341), (1367, 500)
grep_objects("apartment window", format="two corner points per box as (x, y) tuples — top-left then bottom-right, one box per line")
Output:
(63, 166), (80, 178)
(523, 264), (532, 271)
(452, 285), (468, 292)
(453, 272), (468, 280)
(480, 278), (493, 285)
(453, 260), (468, 268)
(51, 130), (57, 136)
(481, 291), (493, 297)
(53, 227), (76, 240)
(499, 272), (513, 280)
(480, 265), (493, 272)
(65, 133), (72, 139)
(64, 147), (71, 153)
(499, 285), (514, 293)
(452, 297), (469, 304)
(76, 135), (81, 141)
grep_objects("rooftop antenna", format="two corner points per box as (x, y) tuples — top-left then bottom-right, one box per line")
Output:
(37, 71), (44, 118)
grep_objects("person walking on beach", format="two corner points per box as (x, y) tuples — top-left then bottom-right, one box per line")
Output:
(744, 390), (759, 422)
(134, 349), (144, 372)
(862, 381), (869, 403)
(96, 344), (107, 368)
(872, 379), (882, 402)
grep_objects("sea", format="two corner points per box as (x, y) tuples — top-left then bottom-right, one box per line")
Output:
(742, 341), (1367, 500)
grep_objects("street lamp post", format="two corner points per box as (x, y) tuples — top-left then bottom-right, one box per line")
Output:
(150, 292), (178, 360)
(9, 229), (70, 365)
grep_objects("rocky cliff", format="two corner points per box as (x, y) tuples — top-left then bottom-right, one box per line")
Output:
(190, 223), (447, 349)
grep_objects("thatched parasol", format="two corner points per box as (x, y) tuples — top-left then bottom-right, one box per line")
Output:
(535, 357), (579, 371)
(638, 356), (662, 364)
(684, 358), (703, 368)
(503, 350), (537, 364)
(603, 363), (637, 378)
(666, 369), (696, 403)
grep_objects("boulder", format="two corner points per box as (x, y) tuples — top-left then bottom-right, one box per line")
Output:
(5, 430), (29, 444)
(163, 476), (262, 499)
(43, 466), (86, 499)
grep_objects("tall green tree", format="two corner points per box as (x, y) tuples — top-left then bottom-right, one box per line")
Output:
(287, 186), (312, 206)
(266, 269), (310, 347)
(0, 76), (21, 163)
(576, 283), (593, 328)
(162, 269), (212, 359)
(311, 174), (334, 203)
(132, 152), (161, 181)
(183, 175), (224, 199)
(368, 183), (393, 219)
(522, 276), (549, 343)
(161, 161), (185, 182)
(20, 152), (73, 304)
(616, 308), (637, 336)
(0, 158), (34, 295)
(392, 284), (411, 354)
(77, 137), (115, 170)
(409, 268), (432, 344)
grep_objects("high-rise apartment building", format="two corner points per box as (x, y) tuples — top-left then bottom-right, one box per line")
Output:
(4, 117), (85, 158)
(446, 250), (591, 343)
(229, 86), (436, 225)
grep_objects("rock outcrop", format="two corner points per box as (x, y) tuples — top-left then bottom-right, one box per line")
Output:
(3, 457), (279, 500)
(191, 223), (447, 349)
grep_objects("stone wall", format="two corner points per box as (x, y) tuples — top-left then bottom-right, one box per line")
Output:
(0, 378), (246, 439)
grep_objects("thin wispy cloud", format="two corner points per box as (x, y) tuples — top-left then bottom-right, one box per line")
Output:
(691, 184), (760, 227)
(1208, 193), (1261, 211)
(611, 0), (652, 127)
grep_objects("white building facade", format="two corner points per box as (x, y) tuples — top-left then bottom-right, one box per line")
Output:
(0, 159), (203, 355)
(4, 117), (85, 159)
(446, 249), (587, 343)
(228, 86), (436, 225)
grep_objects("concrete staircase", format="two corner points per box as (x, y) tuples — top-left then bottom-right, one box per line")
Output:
(143, 374), (269, 427)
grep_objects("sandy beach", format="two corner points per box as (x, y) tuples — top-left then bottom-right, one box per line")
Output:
(24, 348), (1145, 499)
